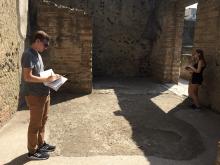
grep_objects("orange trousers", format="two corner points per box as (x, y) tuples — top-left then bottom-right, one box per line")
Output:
(25, 95), (50, 154)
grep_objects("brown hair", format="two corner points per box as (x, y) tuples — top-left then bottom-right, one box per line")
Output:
(31, 30), (49, 43)
(196, 49), (206, 66)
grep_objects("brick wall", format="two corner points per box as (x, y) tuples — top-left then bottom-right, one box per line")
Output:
(31, 1), (93, 93)
(45, 0), (154, 77)
(150, 1), (185, 83)
(0, 0), (23, 127)
(180, 55), (192, 80)
(150, 0), (202, 84)
(193, 0), (220, 112)
(152, 0), (220, 112)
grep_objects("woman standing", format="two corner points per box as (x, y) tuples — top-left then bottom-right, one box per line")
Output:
(185, 49), (206, 110)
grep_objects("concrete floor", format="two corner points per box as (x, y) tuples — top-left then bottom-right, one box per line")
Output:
(1, 78), (220, 165)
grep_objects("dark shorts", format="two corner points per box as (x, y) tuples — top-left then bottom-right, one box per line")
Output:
(191, 76), (203, 85)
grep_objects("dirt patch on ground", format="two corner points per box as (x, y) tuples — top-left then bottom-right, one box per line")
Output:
(48, 78), (204, 160)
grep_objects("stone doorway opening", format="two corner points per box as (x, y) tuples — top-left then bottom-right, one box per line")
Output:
(176, 2), (198, 97)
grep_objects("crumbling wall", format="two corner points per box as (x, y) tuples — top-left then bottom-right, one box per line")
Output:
(30, 0), (93, 93)
(0, 0), (27, 126)
(47, 0), (155, 77)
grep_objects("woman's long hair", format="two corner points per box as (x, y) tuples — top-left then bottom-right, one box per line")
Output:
(196, 49), (206, 66)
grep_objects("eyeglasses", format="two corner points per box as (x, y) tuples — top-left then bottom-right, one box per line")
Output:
(42, 39), (49, 48)
(44, 42), (49, 48)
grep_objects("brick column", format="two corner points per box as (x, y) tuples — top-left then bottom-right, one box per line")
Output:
(151, 1), (184, 83)
(194, 0), (220, 112)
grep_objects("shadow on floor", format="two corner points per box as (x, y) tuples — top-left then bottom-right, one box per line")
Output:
(3, 153), (30, 165)
(94, 77), (205, 160)
(50, 92), (86, 106)
(18, 91), (86, 110)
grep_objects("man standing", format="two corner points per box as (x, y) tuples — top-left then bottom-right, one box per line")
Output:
(21, 30), (59, 160)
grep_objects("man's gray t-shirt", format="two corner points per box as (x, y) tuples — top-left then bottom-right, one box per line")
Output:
(21, 48), (50, 96)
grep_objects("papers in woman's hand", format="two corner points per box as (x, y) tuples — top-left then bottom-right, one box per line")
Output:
(40, 69), (68, 91)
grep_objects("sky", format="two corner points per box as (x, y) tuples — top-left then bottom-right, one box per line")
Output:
(186, 3), (198, 9)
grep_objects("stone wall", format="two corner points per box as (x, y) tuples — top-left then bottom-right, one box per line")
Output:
(180, 55), (192, 80)
(193, 0), (220, 112)
(153, 0), (220, 112)
(0, 0), (27, 126)
(150, 1), (185, 83)
(30, 1), (93, 93)
(150, 0), (201, 83)
(46, 0), (154, 77)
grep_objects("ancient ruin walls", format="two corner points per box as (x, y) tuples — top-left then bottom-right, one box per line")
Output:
(194, 0), (220, 111)
(30, 0), (93, 93)
(0, 0), (26, 126)
(151, 0), (220, 112)
(48, 0), (154, 77)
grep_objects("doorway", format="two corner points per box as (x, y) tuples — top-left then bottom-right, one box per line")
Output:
(178, 2), (198, 96)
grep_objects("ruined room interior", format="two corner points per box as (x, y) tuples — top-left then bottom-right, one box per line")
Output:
(1, 0), (220, 164)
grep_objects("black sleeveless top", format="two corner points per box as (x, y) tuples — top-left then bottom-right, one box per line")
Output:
(191, 62), (206, 85)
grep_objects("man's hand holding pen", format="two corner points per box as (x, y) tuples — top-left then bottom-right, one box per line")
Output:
(47, 73), (61, 82)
